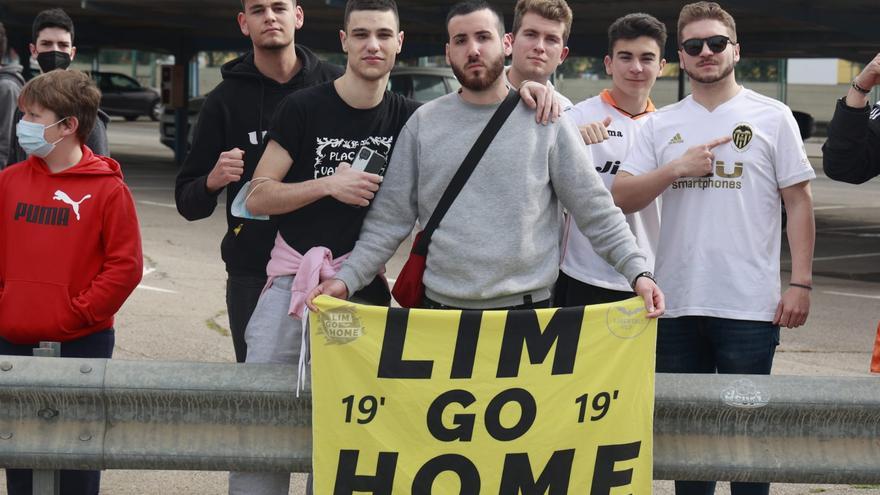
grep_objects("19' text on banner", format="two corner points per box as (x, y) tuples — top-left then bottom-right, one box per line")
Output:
(310, 296), (657, 494)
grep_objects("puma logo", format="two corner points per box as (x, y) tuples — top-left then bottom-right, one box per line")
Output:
(52, 190), (92, 221)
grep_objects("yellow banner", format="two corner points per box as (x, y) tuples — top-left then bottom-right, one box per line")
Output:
(310, 296), (657, 494)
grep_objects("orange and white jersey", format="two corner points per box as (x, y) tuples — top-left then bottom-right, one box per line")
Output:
(560, 90), (660, 292)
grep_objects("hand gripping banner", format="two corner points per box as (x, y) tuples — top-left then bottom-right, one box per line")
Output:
(309, 296), (657, 494)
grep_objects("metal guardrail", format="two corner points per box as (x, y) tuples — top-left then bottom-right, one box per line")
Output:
(0, 356), (878, 484)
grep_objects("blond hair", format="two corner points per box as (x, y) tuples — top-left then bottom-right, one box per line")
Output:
(512, 0), (573, 43)
(677, 1), (737, 44)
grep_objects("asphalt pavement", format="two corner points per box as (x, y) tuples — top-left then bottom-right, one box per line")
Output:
(4, 120), (878, 494)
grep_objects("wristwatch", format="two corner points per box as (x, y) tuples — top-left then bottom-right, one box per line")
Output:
(631, 271), (655, 289)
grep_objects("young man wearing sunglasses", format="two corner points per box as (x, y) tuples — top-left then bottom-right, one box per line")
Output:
(612, 3), (815, 494)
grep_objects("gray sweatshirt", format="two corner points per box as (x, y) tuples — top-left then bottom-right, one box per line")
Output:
(0, 64), (24, 168)
(335, 92), (648, 309)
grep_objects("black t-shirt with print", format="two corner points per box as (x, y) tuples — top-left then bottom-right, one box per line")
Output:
(267, 81), (420, 302)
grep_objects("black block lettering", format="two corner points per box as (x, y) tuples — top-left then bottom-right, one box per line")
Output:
(378, 308), (433, 379)
(58, 207), (69, 226)
(591, 441), (641, 495)
(450, 311), (481, 379)
(334, 450), (397, 495)
(426, 389), (476, 442)
(412, 454), (480, 495)
(497, 307), (583, 378)
(499, 449), (575, 495)
(485, 388), (536, 441)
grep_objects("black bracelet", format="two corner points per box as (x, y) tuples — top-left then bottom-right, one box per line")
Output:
(631, 271), (655, 290)
(852, 79), (871, 95)
(790, 283), (813, 291)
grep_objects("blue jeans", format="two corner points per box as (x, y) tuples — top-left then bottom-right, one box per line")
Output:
(0, 329), (115, 495)
(656, 316), (778, 495)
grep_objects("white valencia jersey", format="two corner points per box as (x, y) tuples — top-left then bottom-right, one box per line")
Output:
(560, 90), (660, 292)
(621, 88), (815, 320)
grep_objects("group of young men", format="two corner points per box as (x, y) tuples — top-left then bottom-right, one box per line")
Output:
(0, 0), (827, 493)
(172, 1), (815, 494)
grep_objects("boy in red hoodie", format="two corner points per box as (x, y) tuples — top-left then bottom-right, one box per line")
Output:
(0, 69), (142, 495)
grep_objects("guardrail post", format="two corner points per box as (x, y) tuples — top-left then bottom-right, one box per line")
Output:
(31, 342), (60, 495)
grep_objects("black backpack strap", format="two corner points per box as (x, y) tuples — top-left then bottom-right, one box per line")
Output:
(413, 89), (520, 255)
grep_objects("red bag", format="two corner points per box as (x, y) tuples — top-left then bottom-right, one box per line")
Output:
(392, 231), (427, 308)
(871, 321), (880, 374)
(390, 91), (520, 309)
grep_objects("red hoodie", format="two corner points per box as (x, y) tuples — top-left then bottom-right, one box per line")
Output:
(0, 146), (143, 344)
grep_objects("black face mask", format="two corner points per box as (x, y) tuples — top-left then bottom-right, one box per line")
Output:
(36, 51), (72, 72)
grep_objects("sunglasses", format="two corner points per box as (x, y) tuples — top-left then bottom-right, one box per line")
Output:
(680, 35), (734, 56)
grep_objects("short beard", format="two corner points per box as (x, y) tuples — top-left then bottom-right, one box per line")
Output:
(255, 38), (293, 51)
(452, 53), (505, 91)
(684, 59), (735, 84)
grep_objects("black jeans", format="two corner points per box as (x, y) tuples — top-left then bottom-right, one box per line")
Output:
(0, 329), (115, 495)
(421, 296), (551, 311)
(226, 274), (267, 363)
(553, 271), (634, 307)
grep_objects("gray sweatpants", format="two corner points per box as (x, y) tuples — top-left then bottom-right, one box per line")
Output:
(228, 276), (310, 495)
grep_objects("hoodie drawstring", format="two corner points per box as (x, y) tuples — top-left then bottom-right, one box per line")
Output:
(258, 79), (266, 147)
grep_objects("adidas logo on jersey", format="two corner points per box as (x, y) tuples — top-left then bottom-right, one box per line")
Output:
(668, 133), (684, 145)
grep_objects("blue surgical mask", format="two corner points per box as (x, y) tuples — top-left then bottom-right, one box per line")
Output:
(16, 118), (67, 158)
(230, 179), (270, 221)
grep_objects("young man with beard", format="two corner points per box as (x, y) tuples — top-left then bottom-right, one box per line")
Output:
(175, 0), (342, 364)
(309, 0), (664, 317)
(7, 8), (109, 166)
(556, 13), (666, 307)
(612, 3), (815, 494)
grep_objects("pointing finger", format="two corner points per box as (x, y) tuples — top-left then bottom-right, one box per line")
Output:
(707, 135), (733, 149)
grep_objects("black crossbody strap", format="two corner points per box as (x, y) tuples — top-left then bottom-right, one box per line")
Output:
(413, 89), (520, 255)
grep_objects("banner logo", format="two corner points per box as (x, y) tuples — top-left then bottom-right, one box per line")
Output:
(317, 305), (365, 344)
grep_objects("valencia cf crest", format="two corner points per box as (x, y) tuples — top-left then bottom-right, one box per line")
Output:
(732, 123), (753, 152)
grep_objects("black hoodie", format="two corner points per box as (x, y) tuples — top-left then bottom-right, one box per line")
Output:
(823, 98), (880, 184)
(175, 46), (343, 276)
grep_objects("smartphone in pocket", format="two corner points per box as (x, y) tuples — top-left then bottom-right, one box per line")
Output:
(351, 146), (387, 176)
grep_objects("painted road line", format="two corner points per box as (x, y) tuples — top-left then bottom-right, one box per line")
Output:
(813, 252), (880, 262)
(137, 200), (176, 208)
(823, 291), (880, 301)
(136, 284), (178, 294)
(818, 224), (880, 232)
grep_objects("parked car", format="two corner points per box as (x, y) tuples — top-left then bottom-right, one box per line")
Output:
(160, 66), (459, 152)
(387, 66), (460, 102)
(91, 71), (163, 121)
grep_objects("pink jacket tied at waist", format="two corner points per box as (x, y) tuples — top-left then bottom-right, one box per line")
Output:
(264, 234), (349, 320)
